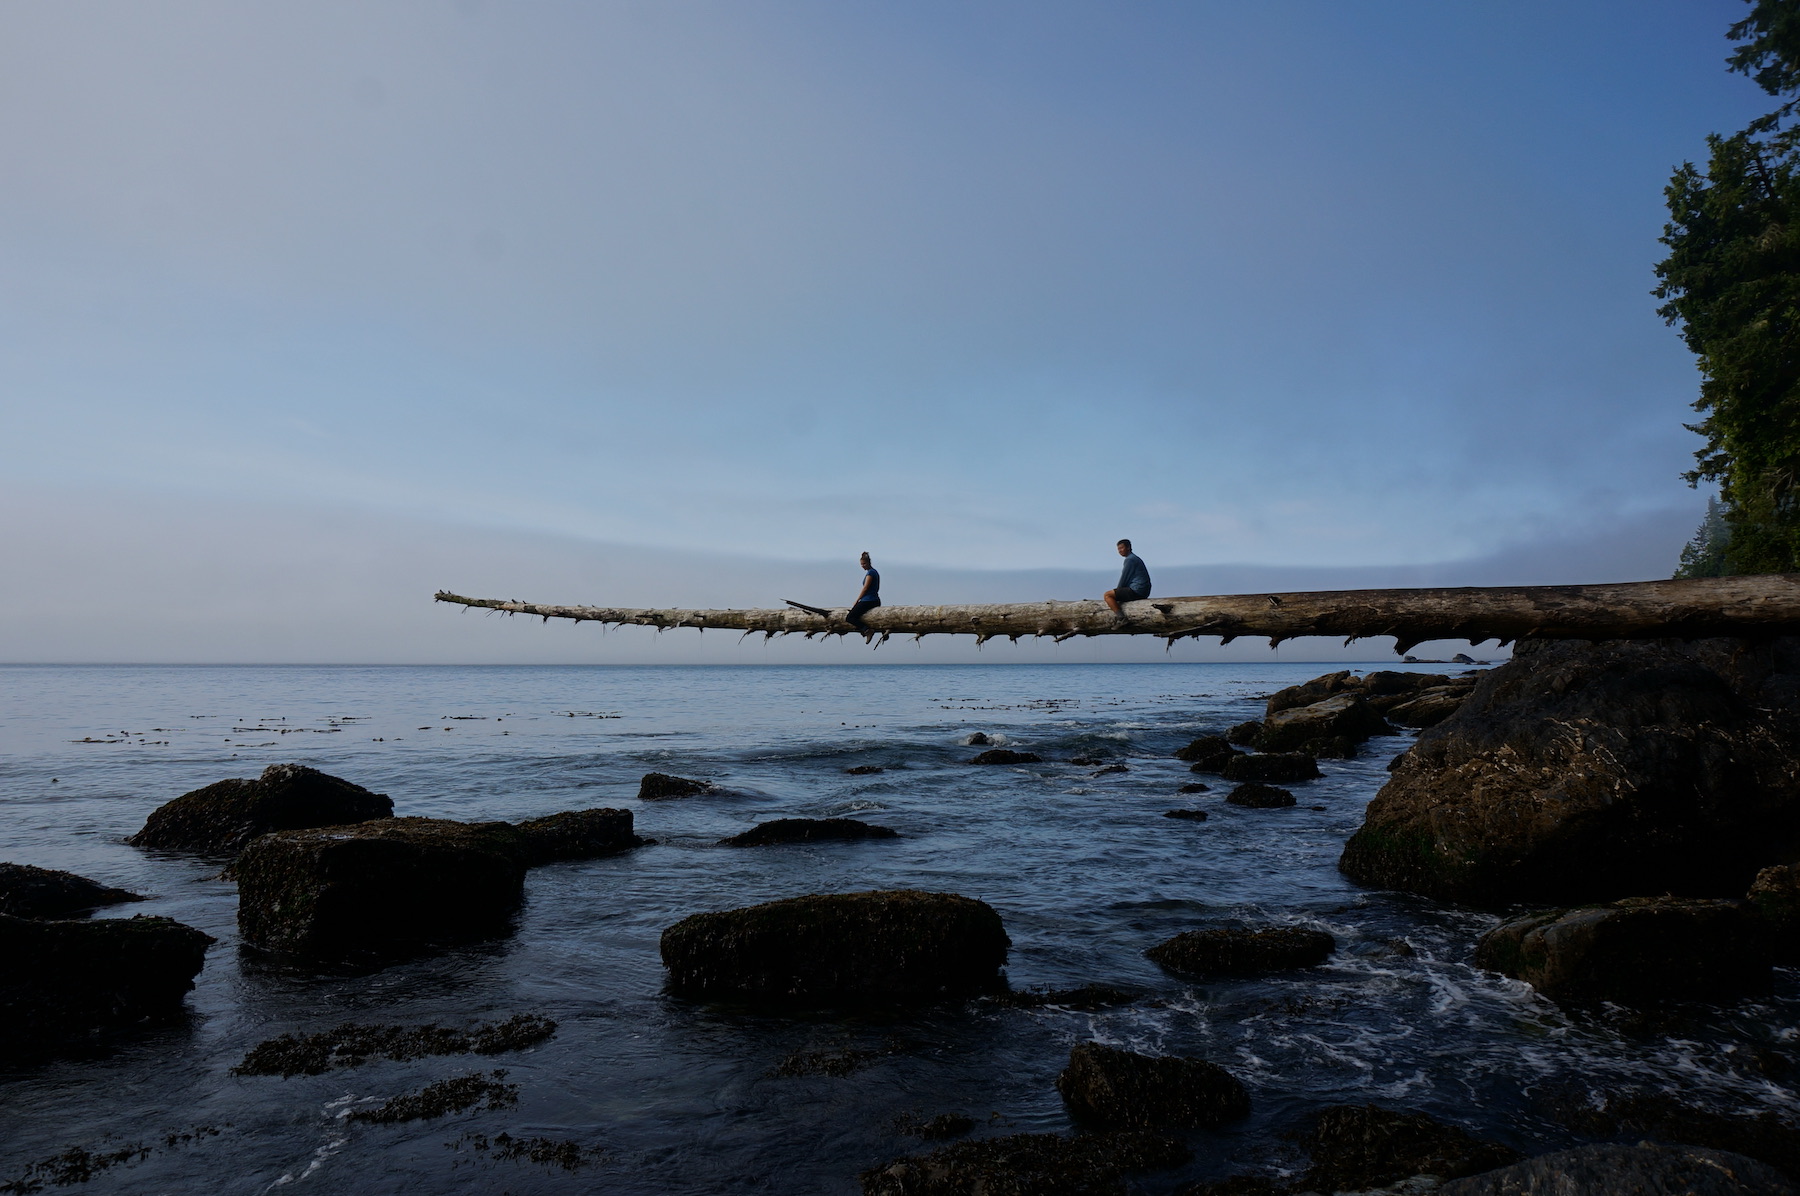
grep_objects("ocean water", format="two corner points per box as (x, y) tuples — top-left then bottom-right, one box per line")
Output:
(0, 662), (1794, 1195)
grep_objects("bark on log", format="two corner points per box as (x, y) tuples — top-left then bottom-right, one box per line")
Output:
(435, 575), (1800, 654)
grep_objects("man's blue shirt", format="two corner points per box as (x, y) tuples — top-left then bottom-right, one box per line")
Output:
(1116, 553), (1150, 598)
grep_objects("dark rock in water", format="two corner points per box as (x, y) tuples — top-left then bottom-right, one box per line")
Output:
(1225, 720), (1263, 746)
(514, 808), (648, 864)
(128, 763), (393, 856)
(1473, 896), (1769, 1002)
(1174, 736), (1240, 769)
(1543, 1087), (1800, 1180)
(970, 749), (1041, 765)
(1226, 783), (1297, 808)
(1146, 926), (1335, 976)
(1436, 1142), (1794, 1196)
(1223, 754), (1320, 784)
(992, 984), (1138, 1010)
(1340, 637), (1800, 908)
(1174, 1177), (1278, 1196)
(660, 889), (1008, 1003)
(348, 1070), (519, 1123)
(1178, 782), (1210, 794)
(1749, 863), (1800, 962)
(234, 1013), (558, 1076)
(893, 1112), (976, 1141)
(1092, 764), (1129, 776)
(236, 817), (529, 960)
(1299, 1104), (1520, 1191)
(1163, 809), (1208, 821)
(0, 862), (144, 918)
(0, 913), (213, 1061)
(1294, 735), (1359, 759)
(1056, 1042), (1249, 1129)
(846, 765), (886, 775)
(720, 818), (899, 847)
(964, 732), (991, 746)
(638, 772), (711, 800)
(860, 1129), (1188, 1196)
(1257, 694), (1394, 753)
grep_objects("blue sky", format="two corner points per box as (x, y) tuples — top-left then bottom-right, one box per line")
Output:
(0, 1), (1774, 660)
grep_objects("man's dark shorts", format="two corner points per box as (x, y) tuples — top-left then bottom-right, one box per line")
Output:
(1113, 588), (1147, 604)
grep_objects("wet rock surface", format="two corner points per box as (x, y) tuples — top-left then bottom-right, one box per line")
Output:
(1174, 736), (1242, 772)
(128, 763), (393, 856)
(1222, 754), (1320, 784)
(720, 818), (899, 847)
(233, 1013), (557, 1076)
(1543, 1087), (1800, 1180)
(514, 808), (648, 863)
(1749, 863), (1800, 962)
(1341, 637), (1800, 907)
(1299, 1103), (1520, 1191)
(1255, 693), (1394, 753)
(0, 913), (213, 1061)
(1474, 896), (1771, 1002)
(638, 772), (712, 800)
(1145, 926), (1335, 977)
(1436, 1142), (1795, 1196)
(860, 1129), (1188, 1196)
(1226, 783), (1296, 808)
(0, 862), (143, 919)
(347, 1070), (519, 1123)
(970, 749), (1042, 765)
(660, 889), (1008, 1003)
(1056, 1042), (1249, 1129)
(235, 817), (530, 960)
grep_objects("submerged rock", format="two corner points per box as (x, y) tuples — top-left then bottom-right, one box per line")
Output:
(1222, 754), (1320, 784)
(0, 863), (143, 918)
(1146, 926), (1335, 977)
(1299, 1104), (1519, 1192)
(0, 913), (213, 1061)
(128, 763), (393, 856)
(991, 984), (1138, 1010)
(970, 749), (1042, 765)
(1226, 782), (1296, 809)
(638, 772), (712, 800)
(846, 765), (887, 775)
(1177, 782), (1211, 794)
(1163, 809), (1208, 821)
(1436, 1142), (1794, 1196)
(515, 808), (649, 864)
(964, 732), (991, 746)
(720, 818), (899, 847)
(234, 1013), (558, 1076)
(1473, 896), (1770, 1002)
(1341, 637), (1800, 907)
(660, 889), (1007, 1003)
(860, 1130), (1188, 1196)
(1056, 1042), (1249, 1129)
(1748, 863), (1800, 963)
(235, 817), (529, 960)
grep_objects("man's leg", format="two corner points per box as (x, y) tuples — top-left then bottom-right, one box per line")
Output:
(1103, 589), (1122, 614)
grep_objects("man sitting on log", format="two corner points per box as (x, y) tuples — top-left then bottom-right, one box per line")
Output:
(1104, 539), (1152, 616)
(847, 552), (881, 629)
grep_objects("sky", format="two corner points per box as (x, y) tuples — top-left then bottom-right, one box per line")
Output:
(0, 1), (1774, 663)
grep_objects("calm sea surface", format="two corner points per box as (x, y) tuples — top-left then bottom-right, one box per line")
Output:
(1, 663), (1795, 1194)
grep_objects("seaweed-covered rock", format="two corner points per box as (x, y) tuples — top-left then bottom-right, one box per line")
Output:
(1226, 783), (1296, 809)
(1257, 695), (1393, 753)
(1341, 637), (1800, 908)
(1225, 721), (1263, 746)
(1436, 1142), (1794, 1196)
(861, 1130), (1188, 1196)
(660, 890), (1008, 1003)
(638, 772), (711, 800)
(235, 818), (529, 960)
(970, 749), (1042, 765)
(514, 808), (648, 864)
(1175, 736), (1242, 772)
(1300, 1104), (1519, 1191)
(128, 764), (393, 856)
(1146, 926), (1335, 977)
(1222, 754), (1320, 784)
(1163, 809), (1208, 822)
(1749, 863), (1800, 963)
(0, 913), (213, 1061)
(720, 818), (898, 847)
(1056, 1042), (1249, 1129)
(0, 863), (143, 918)
(1544, 1087), (1800, 1180)
(1473, 896), (1769, 1002)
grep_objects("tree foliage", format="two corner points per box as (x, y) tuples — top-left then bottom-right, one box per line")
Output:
(1656, 0), (1800, 574)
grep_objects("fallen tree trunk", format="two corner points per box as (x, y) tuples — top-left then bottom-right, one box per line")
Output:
(435, 575), (1800, 654)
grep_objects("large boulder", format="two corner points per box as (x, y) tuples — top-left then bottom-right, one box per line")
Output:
(1266, 669), (1470, 717)
(513, 808), (648, 864)
(660, 890), (1007, 1003)
(129, 764), (393, 856)
(1473, 896), (1770, 1003)
(1340, 637), (1800, 907)
(1055, 1042), (1249, 1129)
(1299, 1104), (1519, 1192)
(1748, 863), (1800, 963)
(0, 913), (213, 1062)
(1436, 1142), (1795, 1196)
(1256, 694), (1394, 753)
(1175, 736), (1243, 772)
(235, 817), (529, 960)
(1222, 753), (1320, 784)
(861, 1130), (1187, 1196)
(1146, 926), (1335, 977)
(720, 818), (898, 847)
(0, 863), (143, 918)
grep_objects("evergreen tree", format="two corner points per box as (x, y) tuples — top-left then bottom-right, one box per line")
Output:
(1656, 0), (1800, 574)
(1675, 496), (1733, 578)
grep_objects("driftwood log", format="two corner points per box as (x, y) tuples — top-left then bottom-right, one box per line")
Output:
(436, 575), (1800, 654)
